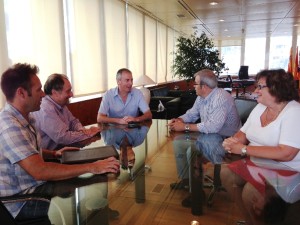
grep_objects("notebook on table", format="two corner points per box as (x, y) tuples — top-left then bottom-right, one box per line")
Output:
(60, 145), (119, 164)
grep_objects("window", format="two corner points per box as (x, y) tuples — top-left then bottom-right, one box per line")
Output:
(167, 28), (178, 81)
(157, 22), (167, 83)
(220, 46), (241, 75)
(4, 0), (65, 86)
(145, 17), (157, 82)
(67, 0), (105, 95)
(269, 36), (292, 71)
(245, 38), (266, 75)
(128, 6), (144, 81)
(103, 0), (127, 89)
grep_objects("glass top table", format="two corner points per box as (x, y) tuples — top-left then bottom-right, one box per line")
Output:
(47, 119), (179, 225)
(7, 119), (300, 225)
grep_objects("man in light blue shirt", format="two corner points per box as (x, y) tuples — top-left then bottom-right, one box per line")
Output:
(97, 68), (152, 124)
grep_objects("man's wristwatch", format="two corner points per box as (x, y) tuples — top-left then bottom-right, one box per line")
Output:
(184, 124), (190, 131)
(241, 145), (247, 157)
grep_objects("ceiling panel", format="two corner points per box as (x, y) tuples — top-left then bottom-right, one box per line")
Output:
(126, 0), (300, 41)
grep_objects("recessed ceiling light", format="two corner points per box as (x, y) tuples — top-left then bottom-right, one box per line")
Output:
(210, 2), (218, 6)
(219, 19), (224, 22)
(224, 29), (228, 32)
(177, 14), (186, 18)
(227, 36), (231, 38)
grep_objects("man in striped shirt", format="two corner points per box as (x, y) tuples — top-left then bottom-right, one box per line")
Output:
(168, 69), (241, 193)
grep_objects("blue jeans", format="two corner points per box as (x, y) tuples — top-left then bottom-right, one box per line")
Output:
(173, 133), (226, 180)
(173, 138), (196, 180)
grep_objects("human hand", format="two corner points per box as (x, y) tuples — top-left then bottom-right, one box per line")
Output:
(78, 135), (101, 147)
(55, 146), (80, 157)
(123, 116), (135, 123)
(222, 137), (243, 154)
(168, 120), (184, 131)
(167, 118), (182, 125)
(119, 117), (128, 124)
(90, 157), (120, 174)
(82, 126), (101, 136)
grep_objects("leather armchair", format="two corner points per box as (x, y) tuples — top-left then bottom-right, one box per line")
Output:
(149, 87), (197, 119)
(149, 86), (181, 119)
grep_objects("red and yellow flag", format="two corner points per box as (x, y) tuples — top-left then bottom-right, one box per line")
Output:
(294, 46), (300, 80)
(288, 47), (293, 74)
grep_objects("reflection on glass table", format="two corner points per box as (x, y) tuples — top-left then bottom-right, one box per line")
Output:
(224, 158), (300, 225)
(48, 122), (152, 224)
(169, 132), (227, 215)
(3, 119), (196, 225)
(1, 174), (110, 225)
(195, 132), (300, 224)
(101, 122), (150, 180)
(169, 130), (300, 224)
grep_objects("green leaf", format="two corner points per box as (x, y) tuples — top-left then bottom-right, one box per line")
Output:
(172, 31), (225, 81)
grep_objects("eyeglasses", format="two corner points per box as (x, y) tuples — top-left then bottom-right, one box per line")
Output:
(255, 84), (267, 90)
(194, 83), (204, 87)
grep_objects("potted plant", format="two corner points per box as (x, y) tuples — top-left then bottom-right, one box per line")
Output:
(172, 31), (225, 86)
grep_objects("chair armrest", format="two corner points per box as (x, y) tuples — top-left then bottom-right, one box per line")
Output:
(0, 194), (51, 204)
(166, 97), (181, 119)
(166, 97), (181, 106)
(149, 97), (176, 110)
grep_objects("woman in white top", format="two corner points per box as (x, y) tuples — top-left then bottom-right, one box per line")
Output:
(221, 69), (300, 225)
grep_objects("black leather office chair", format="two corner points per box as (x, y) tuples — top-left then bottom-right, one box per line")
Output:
(238, 65), (249, 80)
(204, 98), (258, 207)
(0, 194), (52, 225)
(233, 66), (255, 98)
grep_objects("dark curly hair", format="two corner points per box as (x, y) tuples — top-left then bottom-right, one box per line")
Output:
(1, 63), (39, 101)
(256, 69), (299, 103)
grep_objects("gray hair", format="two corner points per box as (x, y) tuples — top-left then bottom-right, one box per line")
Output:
(194, 69), (217, 89)
(116, 68), (132, 80)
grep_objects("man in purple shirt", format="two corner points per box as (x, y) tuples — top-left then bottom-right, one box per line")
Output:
(32, 73), (100, 150)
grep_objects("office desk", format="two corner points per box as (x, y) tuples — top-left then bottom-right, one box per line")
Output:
(218, 78), (255, 97)
(232, 79), (255, 98)
(217, 79), (232, 88)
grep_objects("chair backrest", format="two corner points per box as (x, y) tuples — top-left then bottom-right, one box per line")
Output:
(234, 98), (257, 125)
(238, 65), (249, 80)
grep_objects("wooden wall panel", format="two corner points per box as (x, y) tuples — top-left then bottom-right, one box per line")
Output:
(68, 98), (101, 126)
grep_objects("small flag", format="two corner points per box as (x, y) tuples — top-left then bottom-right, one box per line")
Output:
(294, 46), (300, 80)
(294, 46), (299, 80)
(288, 47), (293, 74)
